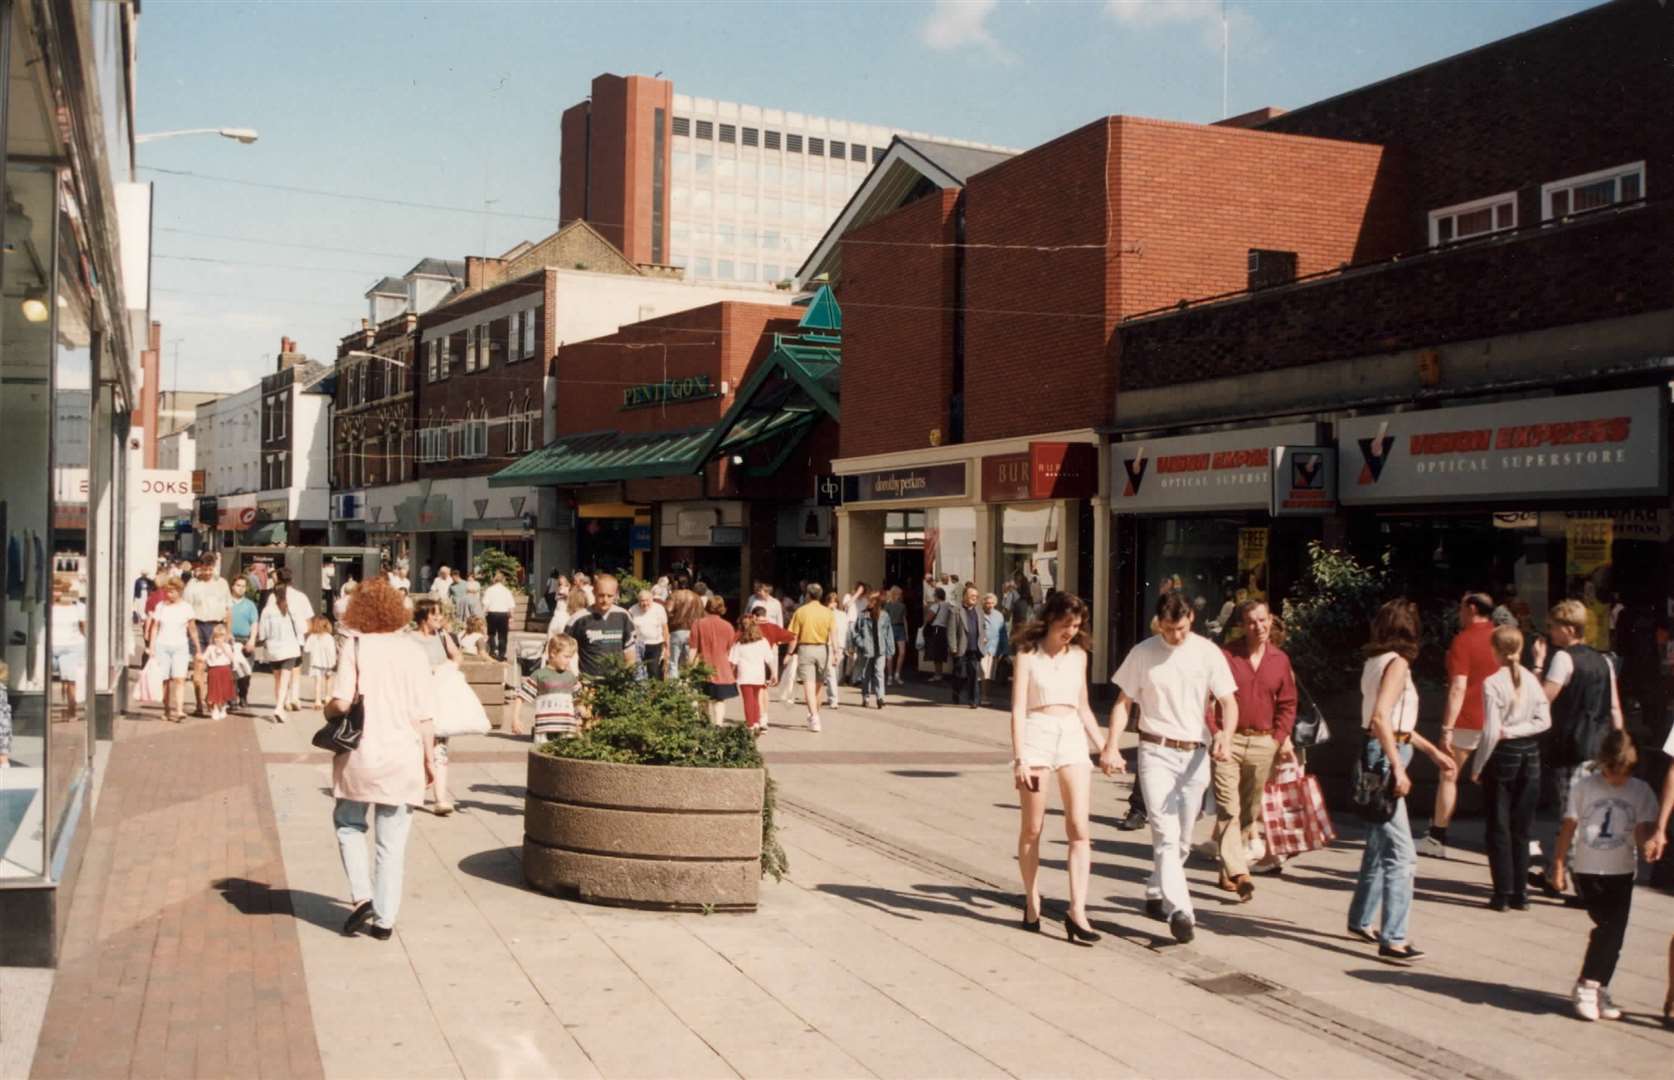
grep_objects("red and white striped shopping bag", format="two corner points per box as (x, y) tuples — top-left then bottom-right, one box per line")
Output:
(1261, 762), (1337, 857)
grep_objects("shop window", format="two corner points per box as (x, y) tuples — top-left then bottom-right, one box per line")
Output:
(1429, 192), (1517, 246)
(1543, 161), (1644, 220)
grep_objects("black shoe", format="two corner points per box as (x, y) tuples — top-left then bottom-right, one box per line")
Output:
(1022, 915), (1041, 933)
(1064, 916), (1101, 946)
(1115, 809), (1146, 832)
(367, 923), (393, 941)
(1379, 943), (1425, 964)
(1509, 895), (1530, 911)
(1487, 894), (1508, 912)
(341, 900), (374, 936)
(1145, 898), (1167, 922)
(1347, 924), (1380, 944)
(1169, 911), (1195, 944)
(968, 703), (978, 710)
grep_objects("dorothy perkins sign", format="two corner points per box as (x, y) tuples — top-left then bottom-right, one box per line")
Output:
(1338, 387), (1668, 505)
(842, 463), (966, 503)
(621, 374), (718, 410)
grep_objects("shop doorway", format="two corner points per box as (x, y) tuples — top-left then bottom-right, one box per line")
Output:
(577, 517), (633, 575)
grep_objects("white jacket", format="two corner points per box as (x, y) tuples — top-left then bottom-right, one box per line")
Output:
(1471, 664), (1552, 779)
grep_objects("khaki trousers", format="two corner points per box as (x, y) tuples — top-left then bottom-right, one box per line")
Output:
(1212, 731), (1278, 879)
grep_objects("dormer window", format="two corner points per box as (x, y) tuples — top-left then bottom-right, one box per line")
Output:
(1543, 161), (1645, 220)
(1429, 191), (1517, 246)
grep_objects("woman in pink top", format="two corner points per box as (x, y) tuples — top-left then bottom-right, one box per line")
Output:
(691, 595), (738, 726)
(326, 577), (433, 940)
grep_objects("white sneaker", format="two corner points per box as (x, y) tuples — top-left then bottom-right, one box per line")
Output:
(1573, 981), (1600, 1022)
(758, 716), (769, 731)
(1417, 835), (1447, 859)
(1596, 985), (1623, 1021)
(808, 718), (822, 733)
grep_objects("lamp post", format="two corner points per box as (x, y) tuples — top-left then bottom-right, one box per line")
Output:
(135, 127), (260, 145)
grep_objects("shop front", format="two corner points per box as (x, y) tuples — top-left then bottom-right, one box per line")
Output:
(1111, 422), (1326, 652)
(834, 432), (1107, 676)
(1335, 386), (1671, 655)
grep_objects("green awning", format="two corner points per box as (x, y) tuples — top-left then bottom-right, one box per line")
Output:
(488, 425), (715, 488)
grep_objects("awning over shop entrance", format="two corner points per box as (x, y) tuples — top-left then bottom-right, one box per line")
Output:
(487, 425), (715, 488)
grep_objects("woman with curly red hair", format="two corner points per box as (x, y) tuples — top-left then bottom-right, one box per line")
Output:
(327, 575), (432, 940)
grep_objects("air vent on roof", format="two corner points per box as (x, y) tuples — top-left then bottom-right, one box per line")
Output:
(719, 123), (736, 144)
(765, 130), (781, 150)
(851, 144), (866, 162)
(1248, 249), (1298, 291)
(786, 133), (802, 153)
(742, 127), (759, 147)
(808, 137), (824, 156)
(672, 116), (690, 137)
(830, 140), (845, 159)
(695, 119), (713, 140)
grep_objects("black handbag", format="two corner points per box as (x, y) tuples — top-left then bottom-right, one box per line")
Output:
(1291, 677), (1331, 749)
(1349, 746), (1398, 824)
(310, 640), (363, 754)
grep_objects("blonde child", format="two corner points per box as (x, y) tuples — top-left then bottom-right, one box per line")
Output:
(515, 634), (581, 743)
(0, 659), (11, 766)
(302, 615), (338, 709)
(728, 614), (778, 734)
(458, 616), (488, 657)
(1551, 729), (1660, 1022)
(202, 625), (239, 721)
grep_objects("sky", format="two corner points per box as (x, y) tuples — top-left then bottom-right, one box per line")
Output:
(137, 0), (1596, 394)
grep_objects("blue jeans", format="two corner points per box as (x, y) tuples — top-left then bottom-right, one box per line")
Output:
(859, 656), (887, 703)
(334, 798), (413, 929)
(667, 630), (692, 677)
(1348, 740), (1416, 946)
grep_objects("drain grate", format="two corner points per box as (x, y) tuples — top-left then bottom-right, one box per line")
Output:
(1191, 972), (1279, 997)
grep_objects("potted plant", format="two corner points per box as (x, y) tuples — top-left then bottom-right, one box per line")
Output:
(523, 659), (788, 910)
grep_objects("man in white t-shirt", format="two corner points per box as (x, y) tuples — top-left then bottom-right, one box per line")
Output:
(1100, 593), (1238, 944)
(481, 573), (517, 661)
(752, 582), (784, 627)
(630, 589), (670, 678)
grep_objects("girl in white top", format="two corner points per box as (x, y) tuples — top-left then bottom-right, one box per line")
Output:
(1009, 592), (1106, 945)
(1470, 624), (1552, 910)
(147, 579), (198, 722)
(729, 617), (779, 733)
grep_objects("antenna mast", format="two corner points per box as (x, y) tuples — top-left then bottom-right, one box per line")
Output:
(1221, 2), (1230, 118)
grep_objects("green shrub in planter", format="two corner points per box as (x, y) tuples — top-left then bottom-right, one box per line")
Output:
(474, 546), (526, 587)
(538, 657), (788, 881)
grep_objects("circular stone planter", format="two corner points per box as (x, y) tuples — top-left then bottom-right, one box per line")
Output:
(523, 751), (766, 911)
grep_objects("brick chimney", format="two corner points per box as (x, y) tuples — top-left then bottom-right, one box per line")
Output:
(464, 255), (507, 293)
(276, 335), (306, 371)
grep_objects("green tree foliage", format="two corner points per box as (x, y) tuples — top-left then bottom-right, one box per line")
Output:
(474, 546), (525, 587)
(1280, 542), (1394, 696)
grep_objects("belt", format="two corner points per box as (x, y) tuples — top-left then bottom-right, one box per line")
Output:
(1139, 731), (1204, 752)
(1393, 731), (1414, 744)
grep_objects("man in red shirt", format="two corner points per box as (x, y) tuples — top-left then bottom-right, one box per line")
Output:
(1211, 600), (1297, 902)
(1425, 592), (1500, 859)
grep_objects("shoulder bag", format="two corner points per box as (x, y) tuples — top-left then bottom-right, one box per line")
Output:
(1349, 751), (1398, 824)
(311, 639), (364, 754)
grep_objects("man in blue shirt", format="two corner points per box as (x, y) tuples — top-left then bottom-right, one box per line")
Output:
(229, 576), (260, 712)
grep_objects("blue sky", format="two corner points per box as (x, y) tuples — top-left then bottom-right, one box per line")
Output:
(138, 0), (1595, 393)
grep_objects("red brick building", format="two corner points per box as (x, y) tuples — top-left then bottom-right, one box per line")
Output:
(491, 295), (842, 606)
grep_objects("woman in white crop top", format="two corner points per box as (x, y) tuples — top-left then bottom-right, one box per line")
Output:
(1010, 592), (1107, 945)
(1348, 599), (1456, 963)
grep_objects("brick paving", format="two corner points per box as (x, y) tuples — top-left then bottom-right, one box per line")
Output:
(29, 714), (323, 1080)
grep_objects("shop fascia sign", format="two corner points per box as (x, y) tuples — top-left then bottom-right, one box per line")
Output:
(53, 467), (194, 504)
(1112, 423), (1320, 513)
(620, 373), (719, 410)
(1338, 387), (1668, 505)
(841, 462), (966, 504)
(1270, 446), (1338, 517)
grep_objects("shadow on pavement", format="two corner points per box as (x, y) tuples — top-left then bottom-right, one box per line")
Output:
(815, 882), (1025, 927)
(211, 875), (352, 934)
(457, 845), (528, 889)
(454, 798), (522, 816)
(1347, 968), (1568, 1015)
(469, 781), (527, 800)
(888, 770), (963, 778)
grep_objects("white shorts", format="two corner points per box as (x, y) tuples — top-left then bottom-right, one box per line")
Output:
(152, 641), (192, 680)
(1020, 711), (1090, 770)
(1450, 728), (1482, 752)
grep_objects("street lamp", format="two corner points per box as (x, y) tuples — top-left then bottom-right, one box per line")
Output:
(135, 127), (260, 145)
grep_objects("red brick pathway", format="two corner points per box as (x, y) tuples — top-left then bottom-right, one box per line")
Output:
(30, 716), (323, 1079)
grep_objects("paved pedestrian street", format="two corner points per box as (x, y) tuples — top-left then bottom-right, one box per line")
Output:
(19, 674), (1673, 1079)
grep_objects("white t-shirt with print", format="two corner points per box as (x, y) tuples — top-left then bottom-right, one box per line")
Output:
(1112, 633), (1236, 743)
(1565, 771), (1658, 876)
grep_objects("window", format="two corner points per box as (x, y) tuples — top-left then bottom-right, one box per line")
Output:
(719, 123), (735, 144)
(427, 339), (440, 382)
(695, 153), (712, 176)
(487, 318), (508, 367)
(786, 133), (802, 153)
(1543, 161), (1645, 219)
(464, 414), (488, 459)
(672, 116), (690, 136)
(764, 130), (781, 151)
(692, 256), (712, 278)
(829, 140), (844, 159)
(808, 137), (824, 156)
(873, 146), (886, 163)
(762, 263), (780, 283)
(523, 305), (539, 358)
(851, 144), (867, 163)
(465, 325), (478, 372)
(507, 311), (521, 362)
(1429, 192), (1517, 246)
(717, 259), (734, 280)
(1247, 248), (1298, 289)
(695, 119), (713, 140)
(742, 127), (758, 147)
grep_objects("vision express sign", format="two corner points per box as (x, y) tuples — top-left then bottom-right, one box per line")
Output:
(1339, 387), (1668, 506)
(1113, 423), (1320, 513)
